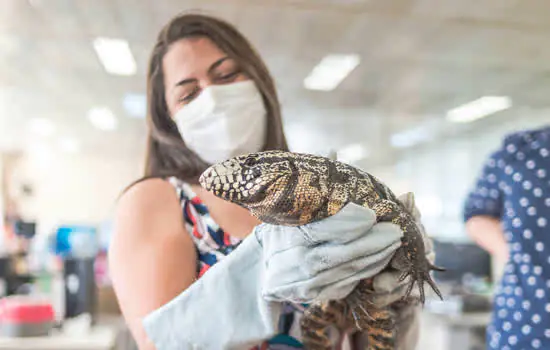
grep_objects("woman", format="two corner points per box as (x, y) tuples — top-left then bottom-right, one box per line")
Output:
(464, 125), (550, 349)
(109, 12), (427, 349)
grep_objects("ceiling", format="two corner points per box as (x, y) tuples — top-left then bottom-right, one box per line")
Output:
(0, 0), (549, 165)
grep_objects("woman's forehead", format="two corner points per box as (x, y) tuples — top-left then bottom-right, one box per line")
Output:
(163, 37), (227, 83)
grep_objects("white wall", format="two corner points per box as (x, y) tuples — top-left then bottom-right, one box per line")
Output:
(0, 157), (4, 249)
(7, 151), (144, 238)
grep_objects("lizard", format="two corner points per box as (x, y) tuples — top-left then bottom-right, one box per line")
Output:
(198, 150), (445, 350)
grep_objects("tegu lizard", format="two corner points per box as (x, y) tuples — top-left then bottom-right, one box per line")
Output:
(198, 150), (444, 350)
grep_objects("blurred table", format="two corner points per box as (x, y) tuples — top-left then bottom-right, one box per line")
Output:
(422, 311), (491, 350)
(0, 317), (121, 350)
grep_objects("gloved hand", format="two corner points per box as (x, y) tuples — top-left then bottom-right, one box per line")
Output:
(258, 202), (404, 303)
(368, 192), (436, 308)
(141, 203), (405, 350)
(142, 234), (283, 350)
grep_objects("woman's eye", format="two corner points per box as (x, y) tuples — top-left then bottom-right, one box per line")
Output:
(216, 70), (240, 82)
(178, 87), (200, 104)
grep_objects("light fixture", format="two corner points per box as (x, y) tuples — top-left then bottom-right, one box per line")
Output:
(446, 96), (512, 123)
(28, 117), (55, 137)
(304, 54), (360, 91)
(92, 37), (137, 76)
(390, 125), (432, 149)
(58, 137), (80, 154)
(337, 143), (369, 163)
(87, 107), (118, 131)
(123, 93), (146, 119)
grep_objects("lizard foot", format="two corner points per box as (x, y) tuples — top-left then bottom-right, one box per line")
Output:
(343, 281), (377, 330)
(398, 261), (445, 304)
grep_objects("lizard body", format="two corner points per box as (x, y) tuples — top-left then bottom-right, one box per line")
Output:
(198, 150), (444, 349)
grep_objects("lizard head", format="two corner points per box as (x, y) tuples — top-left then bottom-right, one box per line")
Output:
(199, 150), (337, 226)
(199, 150), (293, 206)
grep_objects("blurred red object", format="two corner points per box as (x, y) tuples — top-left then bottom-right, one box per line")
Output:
(0, 296), (54, 337)
(0, 296), (54, 323)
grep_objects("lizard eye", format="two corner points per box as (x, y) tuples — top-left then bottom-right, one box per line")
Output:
(244, 157), (257, 167)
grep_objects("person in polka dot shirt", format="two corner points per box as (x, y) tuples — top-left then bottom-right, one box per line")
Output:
(463, 125), (550, 350)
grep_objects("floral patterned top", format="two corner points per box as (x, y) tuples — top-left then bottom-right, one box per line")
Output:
(167, 176), (312, 349)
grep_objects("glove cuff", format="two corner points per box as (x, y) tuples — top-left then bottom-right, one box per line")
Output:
(142, 235), (282, 349)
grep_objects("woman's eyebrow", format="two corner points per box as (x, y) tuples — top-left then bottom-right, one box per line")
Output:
(207, 56), (230, 74)
(173, 57), (230, 88)
(175, 77), (197, 88)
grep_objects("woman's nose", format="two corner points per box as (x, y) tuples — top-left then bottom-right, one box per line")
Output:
(198, 77), (216, 90)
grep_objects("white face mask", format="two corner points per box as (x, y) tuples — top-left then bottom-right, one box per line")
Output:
(173, 80), (267, 164)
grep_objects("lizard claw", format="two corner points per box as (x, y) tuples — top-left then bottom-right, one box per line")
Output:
(402, 262), (445, 304)
(344, 284), (375, 330)
(430, 263), (446, 272)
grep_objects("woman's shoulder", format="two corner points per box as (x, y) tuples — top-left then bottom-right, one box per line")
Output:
(108, 177), (198, 349)
(114, 177), (189, 241)
(120, 177), (179, 209)
(501, 125), (550, 154)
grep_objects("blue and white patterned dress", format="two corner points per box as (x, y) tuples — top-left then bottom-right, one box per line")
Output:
(463, 125), (550, 349)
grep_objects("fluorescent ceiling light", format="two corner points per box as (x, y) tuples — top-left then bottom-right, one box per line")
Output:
(92, 37), (137, 76)
(123, 93), (146, 118)
(391, 125), (432, 149)
(304, 54), (360, 91)
(337, 143), (369, 163)
(58, 137), (80, 154)
(87, 107), (118, 131)
(28, 117), (55, 137)
(446, 96), (512, 123)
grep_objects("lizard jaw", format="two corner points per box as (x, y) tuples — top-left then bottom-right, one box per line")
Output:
(198, 163), (235, 196)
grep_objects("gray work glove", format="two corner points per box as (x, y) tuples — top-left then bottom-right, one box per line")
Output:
(259, 202), (404, 303)
(141, 203), (404, 350)
(142, 234), (283, 350)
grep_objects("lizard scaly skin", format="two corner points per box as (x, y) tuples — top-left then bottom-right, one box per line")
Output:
(198, 150), (445, 350)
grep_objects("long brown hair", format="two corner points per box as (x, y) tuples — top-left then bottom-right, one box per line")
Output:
(143, 12), (288, 184)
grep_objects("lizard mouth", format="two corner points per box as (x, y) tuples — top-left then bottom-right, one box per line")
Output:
(199, 161), (286, 204)
(199, 160), (259, 197)
(198, 163), (233, 193)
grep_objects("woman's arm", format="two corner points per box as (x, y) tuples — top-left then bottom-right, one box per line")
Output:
(462, 148), (508, 262)
(465, 215), (508, 261)
(108, 178), (197, 350)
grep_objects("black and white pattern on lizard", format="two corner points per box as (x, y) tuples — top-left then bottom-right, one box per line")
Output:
(199, 150), (445, 350)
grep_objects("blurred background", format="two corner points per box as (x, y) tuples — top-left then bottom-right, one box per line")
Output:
(0, 0), (548, 349)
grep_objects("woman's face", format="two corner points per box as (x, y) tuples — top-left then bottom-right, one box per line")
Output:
(162, 37), (249, 116)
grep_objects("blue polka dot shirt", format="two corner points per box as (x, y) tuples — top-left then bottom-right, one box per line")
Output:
(463, 125), (550, 350)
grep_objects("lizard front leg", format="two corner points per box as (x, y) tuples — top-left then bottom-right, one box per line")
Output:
(371, 200), (444, 303)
